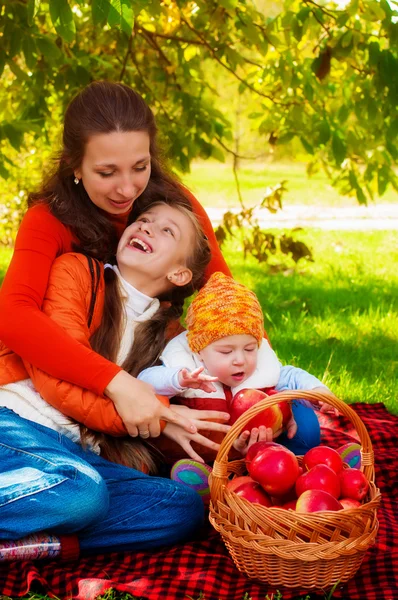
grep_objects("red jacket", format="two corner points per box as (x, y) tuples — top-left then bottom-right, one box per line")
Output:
(0, 191), (231, 394)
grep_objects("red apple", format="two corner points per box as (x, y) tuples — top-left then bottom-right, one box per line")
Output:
(248, 445), (300, 497)
(339, 468), (369, 501)
(295, 464), (341, 499)
(229, 388), (283, 433)
(226, 476), (272, 507)
(302, 445), (343, 474)
(339, 498), (361, 509)
(281, 499), (297, 510)
(245, 441), (279, 465)
(296, 489), (343, 513)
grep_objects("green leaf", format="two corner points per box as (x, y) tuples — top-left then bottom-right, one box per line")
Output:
(0, 161), (10, 179)
(316, 121), (330, 145)
(36, 36), (62, 60)
(277, 132), (295, 144)
(341, 30), (353, 48)
(355, 186), (367, 205)
(367, 97), (378, 121)
(27, 0), (41, 26)
(0, 51), (5, 78)
(3, 124), (24, 151)
(22, 36), (37, 70)
(300, 136), (314, 155)
(332, 131), (346, 165)
(121, 0), (134, 36)
(368, 41), (380, 67)
(9, 28), (22, 58)
(303, 82), (313, 102)
(92, 0), (111, 26)
(49, 0), (76, 44)
(211, 145), (225, 163)
(378, 165), (389, 196)
(108, 0), (121, 28)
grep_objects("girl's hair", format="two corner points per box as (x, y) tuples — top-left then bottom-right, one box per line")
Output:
(28, 81), (188, 260)
(85, 195), (211, 473)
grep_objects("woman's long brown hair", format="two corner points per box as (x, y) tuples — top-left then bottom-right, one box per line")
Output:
(28, 81), (190, 261)
(83, 196), (211, 473)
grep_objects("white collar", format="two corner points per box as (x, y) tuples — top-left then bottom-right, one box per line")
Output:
(106, 264), (160, 320)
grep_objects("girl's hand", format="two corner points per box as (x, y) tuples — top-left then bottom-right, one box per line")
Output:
(178, 366), (218, 393)
(233, 425), (274, 456)
(162, 406), (231, 463)
(105, 371), (198, 438)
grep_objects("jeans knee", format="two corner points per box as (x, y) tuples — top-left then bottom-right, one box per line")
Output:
(55, 467), (109, 533)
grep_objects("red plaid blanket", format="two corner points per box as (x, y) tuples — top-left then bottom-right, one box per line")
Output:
(1, 403), (397, 600)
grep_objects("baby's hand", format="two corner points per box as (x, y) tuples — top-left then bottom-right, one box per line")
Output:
(318, 401), (339, 416)
(178, 367), (218, 393)
(233, 425), (274, 457)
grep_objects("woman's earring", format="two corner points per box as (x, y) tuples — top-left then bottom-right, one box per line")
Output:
(74, 177), (79, 185)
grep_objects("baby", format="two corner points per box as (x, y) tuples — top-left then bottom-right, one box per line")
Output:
(139, 272), (335, 461)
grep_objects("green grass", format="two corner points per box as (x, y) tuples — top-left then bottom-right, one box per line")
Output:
(181, 160), (398, 209)
(223, 229), (398, 416)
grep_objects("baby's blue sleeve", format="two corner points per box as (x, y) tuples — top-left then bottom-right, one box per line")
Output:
(138, 365), (185, 396)
(275, 365), (329, 407)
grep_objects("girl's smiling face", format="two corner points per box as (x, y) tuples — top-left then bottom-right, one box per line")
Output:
(116, 203), (195, 297)
(74, 130), (151, 214)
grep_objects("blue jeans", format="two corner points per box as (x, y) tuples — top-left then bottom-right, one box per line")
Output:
(277, 400), (321, 455)
(0, 408), (204, 553)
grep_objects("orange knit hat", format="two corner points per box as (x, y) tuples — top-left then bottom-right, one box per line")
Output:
(186, 272), (264, 353)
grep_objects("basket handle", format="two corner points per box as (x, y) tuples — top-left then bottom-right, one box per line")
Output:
(210, 389), (375, 492)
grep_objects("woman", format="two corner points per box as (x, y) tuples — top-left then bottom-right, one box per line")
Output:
(0, 81), (232, 438)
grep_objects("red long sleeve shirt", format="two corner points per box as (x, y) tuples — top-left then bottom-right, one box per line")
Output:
(0, 193), (231, 396)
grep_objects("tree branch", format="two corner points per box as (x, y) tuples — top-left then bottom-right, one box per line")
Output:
(119, 35), (133, 82)
(180, 17), (296, 106)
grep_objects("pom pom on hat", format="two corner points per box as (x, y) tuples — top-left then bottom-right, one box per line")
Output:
(186, 272), (264, 354)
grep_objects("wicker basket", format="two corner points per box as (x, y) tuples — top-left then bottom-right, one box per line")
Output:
(209, 389), (381, 590)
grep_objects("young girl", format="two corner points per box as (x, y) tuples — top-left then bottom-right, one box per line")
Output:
(0, 80), (233, 438)
(0, 198), (231, 555)
(139, 272), (338, 463)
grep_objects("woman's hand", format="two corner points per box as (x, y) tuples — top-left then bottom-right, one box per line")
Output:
(162, 405), (231, 463)
(105, 371), (198, 438)
(178, 366), (218, 393)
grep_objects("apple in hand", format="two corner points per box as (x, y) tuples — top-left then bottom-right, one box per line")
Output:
(339, 468), (369, 501)
(295, 464), (341, 499)
(227, 476), (272, 507)
(340, 498), (361, 509)
(229, 388), (283, 433)
(248, 445), (300, 497)
(302, 445), (343, 474)
(296, 489), (343, 513)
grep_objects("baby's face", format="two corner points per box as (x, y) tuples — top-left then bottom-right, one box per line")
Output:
(198, 334), (258, 388)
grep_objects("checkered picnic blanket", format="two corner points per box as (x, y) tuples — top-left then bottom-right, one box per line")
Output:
(0, 403), (397, 600)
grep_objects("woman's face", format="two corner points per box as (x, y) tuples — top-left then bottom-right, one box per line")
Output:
(74, 130), (151, 214)
(116, 203), (195, 297)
